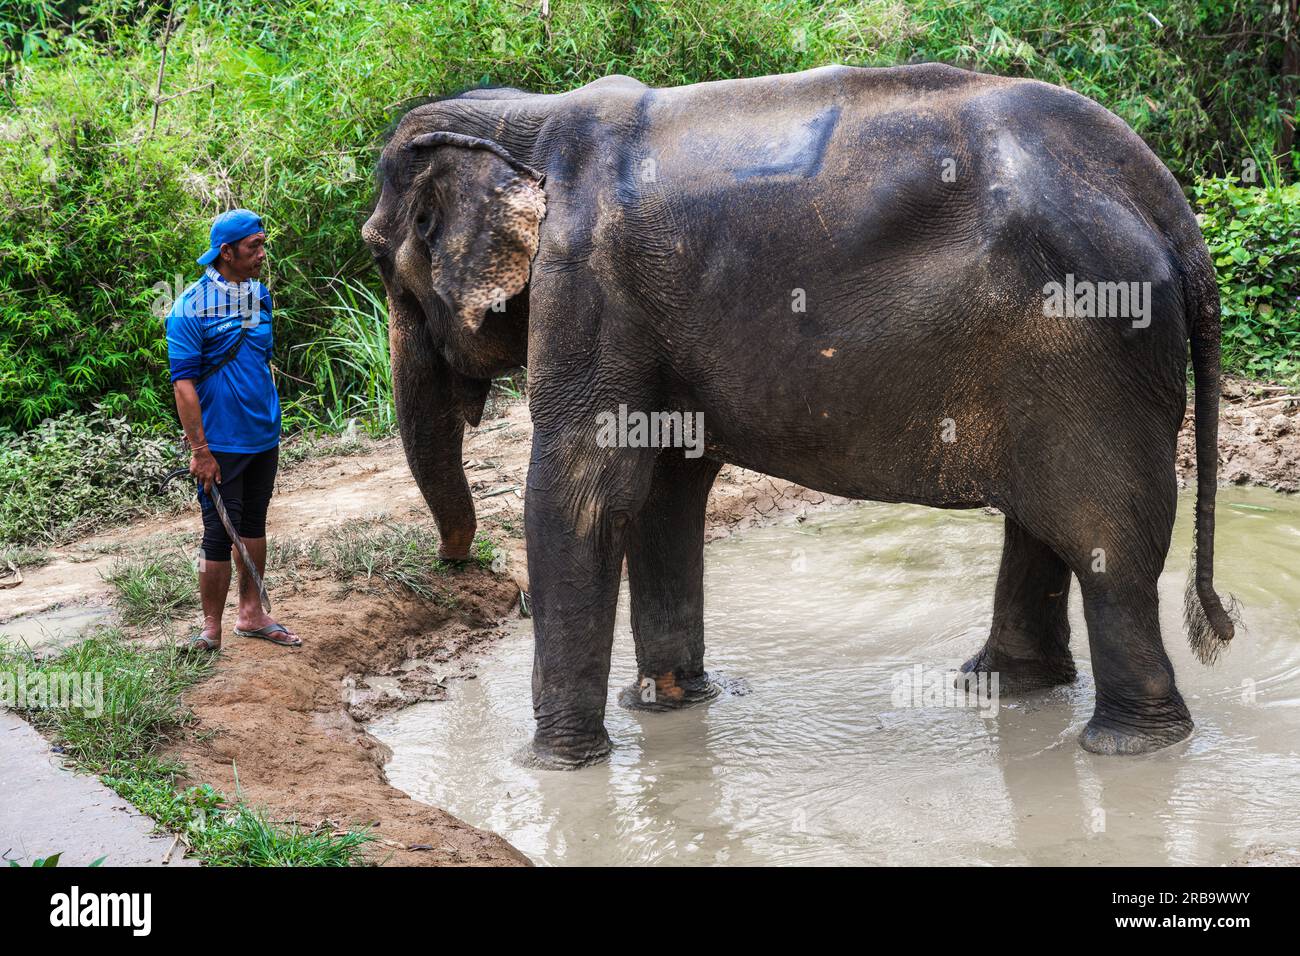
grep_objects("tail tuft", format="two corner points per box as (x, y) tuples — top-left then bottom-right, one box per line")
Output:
(1183, 550), (1243, 666)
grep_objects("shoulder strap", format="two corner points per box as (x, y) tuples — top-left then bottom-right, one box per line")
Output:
(195, 326), (248, 384)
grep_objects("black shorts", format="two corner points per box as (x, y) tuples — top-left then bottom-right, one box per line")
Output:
(197, 445), (279, 562)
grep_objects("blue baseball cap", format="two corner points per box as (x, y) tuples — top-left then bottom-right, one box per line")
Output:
(197, 208), (265, 265)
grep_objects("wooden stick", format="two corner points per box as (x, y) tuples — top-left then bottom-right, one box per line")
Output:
(157, 81), (215, 105)
(149, 9), (177, 136)
(1243, 396), (1299, 409)
(160, 833), (181, 864)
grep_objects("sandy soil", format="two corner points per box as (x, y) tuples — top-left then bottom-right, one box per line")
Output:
(1176, 378), (1300, 493)
(2, 378), (1295, 866)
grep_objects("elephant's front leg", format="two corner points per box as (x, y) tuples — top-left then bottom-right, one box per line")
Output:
(961, 516), (1077, 691)
(618, 455), (723, 711)
(525, 436), (653, 769)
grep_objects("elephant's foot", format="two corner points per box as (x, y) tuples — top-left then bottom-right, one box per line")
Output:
(959, 642), (1076, 693)
(520, 728), (612, 770)
(1079, 701), (1194, 755)
(617, 671), (721, 712)
(436, 525), (476, 562)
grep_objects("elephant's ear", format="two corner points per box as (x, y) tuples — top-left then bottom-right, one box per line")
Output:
(407, 131), (547, 334)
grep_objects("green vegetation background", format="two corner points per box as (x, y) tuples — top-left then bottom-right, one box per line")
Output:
(1, 0), (1297, 439)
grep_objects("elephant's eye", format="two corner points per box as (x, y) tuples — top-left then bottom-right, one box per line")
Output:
(415, 210), (437, 242)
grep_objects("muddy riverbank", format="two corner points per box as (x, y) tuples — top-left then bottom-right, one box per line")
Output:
(1176, 378), (1300, 493)
(1, 398), (850, 865)
(1, 378), (1295, 865)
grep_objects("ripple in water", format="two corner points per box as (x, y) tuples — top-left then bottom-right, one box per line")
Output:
(370, 487), (1300, 865)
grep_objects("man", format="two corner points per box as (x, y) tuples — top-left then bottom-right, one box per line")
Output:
(166, 208), (301, 650)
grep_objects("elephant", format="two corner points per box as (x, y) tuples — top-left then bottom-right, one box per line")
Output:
(362, 63), (1239, 768)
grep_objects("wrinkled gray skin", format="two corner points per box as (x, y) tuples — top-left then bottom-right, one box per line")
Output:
(363, 64), (1238, 769)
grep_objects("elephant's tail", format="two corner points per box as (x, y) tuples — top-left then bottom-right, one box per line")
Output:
(1182, 253), (1241, 665)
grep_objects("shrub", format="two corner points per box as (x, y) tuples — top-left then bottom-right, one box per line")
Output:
(1194, 175), (1300, 381)
(0, 405), (189, 546)
(1, 0), (1295, 440)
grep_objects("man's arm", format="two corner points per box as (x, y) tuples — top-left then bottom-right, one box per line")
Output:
(173, 379), (221, 494)
(166, 294), (223, 495)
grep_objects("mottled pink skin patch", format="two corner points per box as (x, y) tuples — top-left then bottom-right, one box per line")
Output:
(456, 178), (547, 331)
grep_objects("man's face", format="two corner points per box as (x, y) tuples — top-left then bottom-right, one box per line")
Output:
(221, 231), (267, 280)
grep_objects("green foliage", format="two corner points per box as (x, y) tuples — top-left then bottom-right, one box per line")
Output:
(0, 405), (189, 547)
(1194, 175), (1300, 381)
(277, 426), (368, 467)
(105, 774), (373, 866)
(0, 0), (1295, 441)
(473, 531), (499, 568)
(289, 277), (394, 438)
(0, 630), (213, 766)
(0, 541), (51, 567)
(900, 0), (1296, 184)
(7, 851), (104, 866)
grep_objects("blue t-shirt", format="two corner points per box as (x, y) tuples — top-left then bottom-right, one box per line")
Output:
(166, 266), (281, 454)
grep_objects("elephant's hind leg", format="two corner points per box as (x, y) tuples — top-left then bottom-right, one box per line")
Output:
(1033, 465), (1192, 755)
(618, 455), (723, 712)
(961, 516), (1077, 691)
(1076, 571), (1192, 755)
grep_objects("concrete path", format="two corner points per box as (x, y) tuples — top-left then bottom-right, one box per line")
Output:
(0, 710), (195, 867)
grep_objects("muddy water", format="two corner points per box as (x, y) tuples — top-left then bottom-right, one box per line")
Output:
(0, 604), (116, 654)
(370, 487), (1300, 866)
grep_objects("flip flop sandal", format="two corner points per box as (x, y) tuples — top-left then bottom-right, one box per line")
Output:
(234, 623), (302, 647)
(187, 633), (221, 652)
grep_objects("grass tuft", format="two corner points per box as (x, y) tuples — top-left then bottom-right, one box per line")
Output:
(0, 544), (52, 569)
(310, 520), (499, 601)
(103, 548), (199, 628)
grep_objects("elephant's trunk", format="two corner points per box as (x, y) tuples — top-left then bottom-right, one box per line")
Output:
(389, 296), (482, 561)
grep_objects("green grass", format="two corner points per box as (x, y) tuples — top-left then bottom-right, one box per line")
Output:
(104, 775), (372, 867)
(5, 630), (214, 765)
(0, 629), (372, 866)
(299, 518), (500, 601)
(1, 543), (51, 569)
(288, 277), (396, 438)
(278, 426), (369, 467)
(103, 547), (199, 628)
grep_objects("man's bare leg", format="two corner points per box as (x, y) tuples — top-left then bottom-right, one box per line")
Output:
(197, 558), (232, 647)
(233, 537), (299, 643)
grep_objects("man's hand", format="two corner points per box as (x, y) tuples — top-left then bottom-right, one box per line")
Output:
(173, 379), (218, 492)
(191, 447), (221, 494)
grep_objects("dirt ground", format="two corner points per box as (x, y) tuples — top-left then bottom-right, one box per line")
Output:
(1175, 379), (1300, 493)
(3, 378), (1296, 866)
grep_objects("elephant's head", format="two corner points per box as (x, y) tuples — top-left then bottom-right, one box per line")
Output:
(363, 124), (546, 559)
